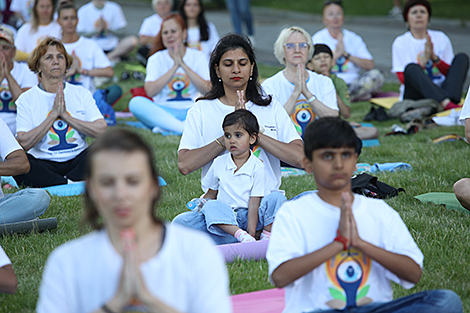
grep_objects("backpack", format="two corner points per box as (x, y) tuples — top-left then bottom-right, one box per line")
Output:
(351, 173), (405, 199)
(93, 89), (116, 126)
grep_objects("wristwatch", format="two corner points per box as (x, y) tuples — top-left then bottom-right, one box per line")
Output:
(307, 95), (317, 103)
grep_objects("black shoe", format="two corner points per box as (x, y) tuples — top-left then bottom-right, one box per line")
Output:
(375, 107), (390, 121)
(363, 107), (376, 121)
(121, 71), (130, 80)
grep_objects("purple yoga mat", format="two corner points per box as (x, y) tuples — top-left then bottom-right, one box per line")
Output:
(218, 240), (269, 263)
(232, 288), (285, 313)
(373, 91), (399, 98)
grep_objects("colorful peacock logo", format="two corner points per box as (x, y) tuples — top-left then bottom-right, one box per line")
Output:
(167, 73), (191, 101)
(48, 118), (78, 151)
(325, 248), (372, 309)
(0, 86), (14, 113)
(290, 100), (315, 137)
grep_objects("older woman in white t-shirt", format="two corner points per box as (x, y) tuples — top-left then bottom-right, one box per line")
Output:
(129, 14), (210, 135)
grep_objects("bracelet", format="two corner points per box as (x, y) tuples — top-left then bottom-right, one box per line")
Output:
(345, 53), (351, 60)
(215, 138), (225, 149)
(306, 95), (316, 103)
(101, 304), (116, 313)
(432, 56), (440, 64)
(334, 230), (348, 251)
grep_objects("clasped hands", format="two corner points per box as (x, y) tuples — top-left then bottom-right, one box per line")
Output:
(336, 192), (363, 250)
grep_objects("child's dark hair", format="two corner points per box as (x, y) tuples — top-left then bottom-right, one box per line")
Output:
(304, 117), (357, 160)
(222, 109), (259, 145)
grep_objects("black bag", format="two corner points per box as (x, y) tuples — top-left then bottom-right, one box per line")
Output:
(351, 173), (405, 199)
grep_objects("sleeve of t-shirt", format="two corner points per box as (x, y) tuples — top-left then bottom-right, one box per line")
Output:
(76, 7), (92, 33)
(82, 88), (104, 122)
(267, 202), (306, 278)
(145, 53), (165, 82)
(14, 24), (29, 52)
(190, 51), (210, 80)
(110, 3), (127, 30)
(381, 205), (424, 289)
(178, 104), (205, 151)
(201, 159), (219, 191)
(0, 245), (11, 268)
(459, 86), (470, 125)
(391, 37), (408, 73)
(9, 0), (22, 12)
(350, 32), (373, 60)
(333, 75), (351, 107)
(15, 91), (34, 133)
(272, 99), (302, 144)
(250, 161), (265, 197)
(320, 75), (339, 110)
(138, 17), (152, 36)
(207, 22), (220, 53)
(437, 33), (454, 64)
(91, 43), (112, 69)
(0, 119), (22, 160)
(19, 66), (39, 88)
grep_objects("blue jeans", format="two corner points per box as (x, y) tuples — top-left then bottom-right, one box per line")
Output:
(224, 0), (254, 36)
(128, 96), (189, 134)
(311, 290), (462, 313)
(172, 192), (286, 245)
(0, 189), (50, 224)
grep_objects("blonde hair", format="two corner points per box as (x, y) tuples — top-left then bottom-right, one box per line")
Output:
(273, 26), (314, 65)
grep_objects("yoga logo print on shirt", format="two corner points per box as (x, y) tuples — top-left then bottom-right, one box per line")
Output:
(65, 52), (84, 86)
(0, 84), (15, 113)
(417, 52), (445, 86)
(167, 73), (191, 101)
(334, 56), (350, 74)
(47, 117), (78, 151)
(325, 248), (372, 309)
(290, 99), (315, 137)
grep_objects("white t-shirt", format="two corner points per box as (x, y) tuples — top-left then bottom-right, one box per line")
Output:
(179, 99), (301, 193)
(459, 85), (470, 125)
(138, 13), (163, 38)
(186, 22), (220, 60)
(64, 37), (112, 93)
(312, 28), (373, 85)
(262, 70), (338, 137)
(145, 48), (209, 109)
(10, 0), (33, 26)
(16, 83), (103, 162)
(36, 224), (232, 313)
(0, 244), (12, 267)
(392, 29), (454, 99)
(0, 61), (38, 134)
(0, 118), (22, 199)
(77, 1), (127, 51)
(15, 21), (62, 53)
(267, 191), (424, 313)
(202, 152), (265, 208)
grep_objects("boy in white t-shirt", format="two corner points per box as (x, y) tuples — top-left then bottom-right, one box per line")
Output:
(191, 109), (273, 243)
(267, 117), (462, 313)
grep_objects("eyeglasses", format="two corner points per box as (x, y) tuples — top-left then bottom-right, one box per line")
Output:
(285, 42), (309, 50)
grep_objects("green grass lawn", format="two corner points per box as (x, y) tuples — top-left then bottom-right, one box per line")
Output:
(1, 63), (469, 311)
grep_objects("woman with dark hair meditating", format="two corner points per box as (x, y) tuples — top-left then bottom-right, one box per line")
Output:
(172, 33), (303, 245)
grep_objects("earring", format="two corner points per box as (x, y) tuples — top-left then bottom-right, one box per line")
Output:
(249, 76), (253, 81)
(218, 77), (222, 82)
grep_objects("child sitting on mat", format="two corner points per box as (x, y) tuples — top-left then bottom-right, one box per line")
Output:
(267, 117), (462, 313)
(188, 109), (272, 243)
(308, 44), (378, 140)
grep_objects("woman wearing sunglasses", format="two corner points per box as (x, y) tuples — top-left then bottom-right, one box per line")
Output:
(262, 26), (338, 139)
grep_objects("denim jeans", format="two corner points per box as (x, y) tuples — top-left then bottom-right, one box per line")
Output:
(172, 192), (286, 245)
(224, 0), (254, 36)
(310, 290), (462, 313)
(0, 189), (50, 224)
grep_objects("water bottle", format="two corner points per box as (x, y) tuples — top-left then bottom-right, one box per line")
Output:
(187, 198), (208, 212)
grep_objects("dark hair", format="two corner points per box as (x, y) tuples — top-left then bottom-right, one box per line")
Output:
(312, 44), (333, 58)
(149, 13), (187, 57)
(83, 128), (162, 230)
(402, 0), (431, 22)
(303, 117), (356, 161)
(198, 33), (271, 106)
(223, 109), (259, 146)
(57, 3), (77, 18)
(324, 0), (343, 8)
(178, 0), (209, 42)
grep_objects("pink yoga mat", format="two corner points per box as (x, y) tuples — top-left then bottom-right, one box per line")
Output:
(232, 288), (285, 313)
(218, 240), (269, 263)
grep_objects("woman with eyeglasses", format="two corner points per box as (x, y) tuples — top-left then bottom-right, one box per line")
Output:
(262, 26), (338, 139)
(312, 1), (384, 102)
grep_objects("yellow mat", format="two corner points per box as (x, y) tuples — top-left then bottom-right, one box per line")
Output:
(369, 97), (399, 109)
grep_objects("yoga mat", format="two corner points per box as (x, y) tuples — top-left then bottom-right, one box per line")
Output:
(218, 240), (269, 263)
(362, 139), (380, 147)
(415, 192), (469, 214)
(0, 217), (58, 236)
(281, 167), (308, 177)
(115, 111), (134, 118)
(372, 91), (400, 98)
(232, 288), (285, 313)
(369, 97), (399, 109)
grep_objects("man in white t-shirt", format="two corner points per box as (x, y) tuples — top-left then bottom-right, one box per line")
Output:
(0, 244), (17, 294)
(0, 118), (50, 224)
(267, 117), (462, 313)
(0, 27), (38, 135)
(77, 0), (138, 63)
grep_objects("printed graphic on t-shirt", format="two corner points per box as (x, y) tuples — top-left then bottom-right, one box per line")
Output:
(65, 53), (83, 86)
(0, 85), (15, 112)
(290, 99), (315, 137)
(188, 40), (202, 51)
(325, 248), (372, 310)
(417, 52), (445, 86)
(166, 72), (192, 101)
(94, 19), (109, 38)
(334, 56), (350, 73)
(251, 144), (263, 161)
(48, 118), (78, 151)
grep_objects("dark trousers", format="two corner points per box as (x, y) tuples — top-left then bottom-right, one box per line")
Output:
(403, 53), (469, 104)
(13, 148), (89, 188)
